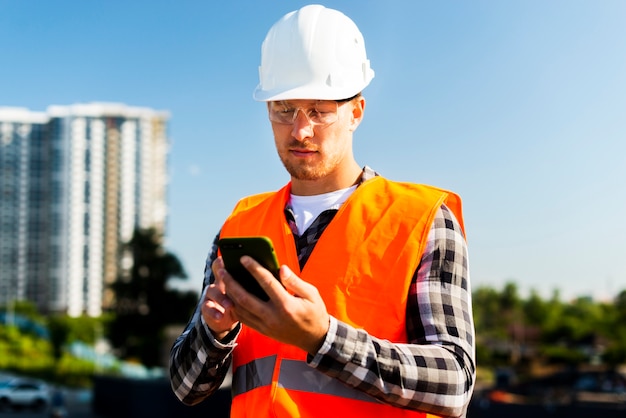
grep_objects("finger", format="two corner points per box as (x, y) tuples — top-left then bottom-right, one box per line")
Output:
(214, 256), (247, 295)
(279, 265), (315, 299)
(204, 266), (236, 317)
(201, 298), (239, 338)
(205, 285), (233, 310)
(211, 258), (227, 290)
(214, 257), (258, 308)
(202, 285), (238, 332)
(203, 298), (226, 320)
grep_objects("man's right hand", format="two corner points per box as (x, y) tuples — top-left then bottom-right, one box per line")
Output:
(202, 257), (239, 340)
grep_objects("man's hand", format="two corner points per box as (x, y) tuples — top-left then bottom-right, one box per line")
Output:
(215, 256), (330, 355)
(202, 258), (240, 340)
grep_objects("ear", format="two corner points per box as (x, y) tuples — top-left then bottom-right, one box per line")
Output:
(349, 97), (366, 131)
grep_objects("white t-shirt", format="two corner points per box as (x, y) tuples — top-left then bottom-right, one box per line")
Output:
(290, 185), (357, 235)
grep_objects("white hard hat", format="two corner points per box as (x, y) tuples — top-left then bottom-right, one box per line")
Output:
(253, 4), (375, 102)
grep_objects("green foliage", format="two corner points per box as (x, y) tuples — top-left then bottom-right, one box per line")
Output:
(53, 353), (99, 387)
(603, 345), (626, 366)
(0, 323), (105, 387)
(0, 228), (197, 384)
(615, 290), (626, 322)
(0, 324), (54, 371)
(47, 317), (70, 360)
(0, 302), (121, 388)
(523, 290), (549, 326)
(542, 297), (609, 344)
(11, 300), (42, 320)
(107, 228), (198, 368)
(47, 314), (108, 360)
(473, 282), (626, 371)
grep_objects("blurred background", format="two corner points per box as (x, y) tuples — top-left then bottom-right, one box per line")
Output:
(0, 1), (625, 416)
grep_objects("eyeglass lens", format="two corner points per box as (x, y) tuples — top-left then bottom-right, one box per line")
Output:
(269, 101), (338, 125)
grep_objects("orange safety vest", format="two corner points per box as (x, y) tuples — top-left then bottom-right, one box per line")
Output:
(220, 176), (465, 418)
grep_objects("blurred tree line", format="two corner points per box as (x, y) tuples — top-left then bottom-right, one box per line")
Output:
(0, 301), (104, 387)
(106, 228), (198, 368)
(474, 282), (626, 376)
(0, 228), (198, 386)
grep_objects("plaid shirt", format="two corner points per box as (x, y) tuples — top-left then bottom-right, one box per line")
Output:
(169, 167), (476, 417)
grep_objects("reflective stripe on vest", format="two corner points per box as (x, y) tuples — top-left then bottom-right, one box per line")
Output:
(232, 355), (276, 397)
(233, 357), (382, 404)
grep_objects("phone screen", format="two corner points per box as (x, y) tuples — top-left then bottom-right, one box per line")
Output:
(217, 236), (280, 301)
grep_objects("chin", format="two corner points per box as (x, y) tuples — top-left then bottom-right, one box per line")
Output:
(285, 164), (327, 181)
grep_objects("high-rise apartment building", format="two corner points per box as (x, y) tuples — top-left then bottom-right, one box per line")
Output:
(0, 103), (169, 317)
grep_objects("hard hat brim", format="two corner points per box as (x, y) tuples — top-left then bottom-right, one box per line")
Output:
(253, 71), (374, 102)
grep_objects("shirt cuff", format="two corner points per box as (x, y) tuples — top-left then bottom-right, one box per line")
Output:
(308, 316), (339, 366)
(199, 314), (240, 350)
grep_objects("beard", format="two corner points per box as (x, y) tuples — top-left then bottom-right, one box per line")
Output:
(279, 153), (326, 180)
(277, 141), (340, 181)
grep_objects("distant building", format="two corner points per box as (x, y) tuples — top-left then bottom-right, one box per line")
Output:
(0, 103), (169, 317)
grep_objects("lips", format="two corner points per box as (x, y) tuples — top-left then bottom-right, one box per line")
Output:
(290, 148), (317, 157)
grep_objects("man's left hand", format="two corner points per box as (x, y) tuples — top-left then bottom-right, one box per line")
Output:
(215, 256), (330, 354)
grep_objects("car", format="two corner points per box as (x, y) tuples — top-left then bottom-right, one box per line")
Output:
(0, 378), (51, 411)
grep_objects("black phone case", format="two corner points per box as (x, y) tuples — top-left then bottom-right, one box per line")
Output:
(217, 236), (280, 301)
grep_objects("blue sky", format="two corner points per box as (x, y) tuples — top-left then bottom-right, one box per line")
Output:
(1, 1), (625, 300)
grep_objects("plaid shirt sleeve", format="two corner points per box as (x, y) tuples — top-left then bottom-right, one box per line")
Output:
(168, 232), (240, 405)
(308, 204), (476, 417)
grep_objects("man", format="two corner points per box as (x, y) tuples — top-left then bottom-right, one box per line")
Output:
(170, 5), (475, 418)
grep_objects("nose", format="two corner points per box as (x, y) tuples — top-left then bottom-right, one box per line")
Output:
(291, 109), (314, 140)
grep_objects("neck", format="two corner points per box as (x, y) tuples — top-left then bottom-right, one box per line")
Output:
(290, 162), (362, 196)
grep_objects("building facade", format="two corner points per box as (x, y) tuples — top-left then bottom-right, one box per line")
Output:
(0, 103), (169, 317)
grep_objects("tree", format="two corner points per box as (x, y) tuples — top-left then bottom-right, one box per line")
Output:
(603, 290), (626, 365)
(107, 228), (198, 368)
(48, 315), (106, 360)
(523, 290), (548, 327)
(47, 316), (70, 360)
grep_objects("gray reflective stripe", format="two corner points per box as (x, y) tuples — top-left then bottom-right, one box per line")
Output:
(279, 359), (382, 404)
(233, 357), (382, 404)
(232, 355), (277, 396)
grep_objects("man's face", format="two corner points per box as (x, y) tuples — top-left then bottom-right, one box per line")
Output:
(268, 98), (362, 182)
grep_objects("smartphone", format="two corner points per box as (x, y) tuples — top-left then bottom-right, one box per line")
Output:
(217, 236), (281, 301)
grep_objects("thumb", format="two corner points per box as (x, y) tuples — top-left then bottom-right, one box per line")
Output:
(279, 265), (312, 297)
